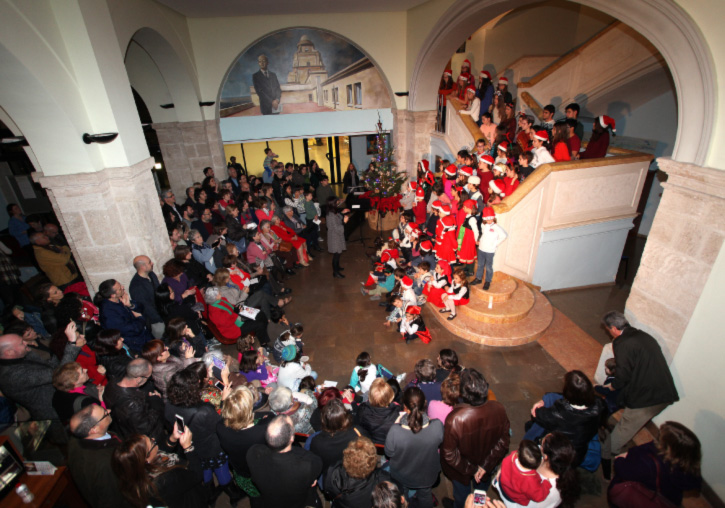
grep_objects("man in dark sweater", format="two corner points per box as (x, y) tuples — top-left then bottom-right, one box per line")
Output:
(129, 255), (164, 338)
(600, 311), (679, 477)
(247, 415), (322, 508)
(68, 404), (129, 508)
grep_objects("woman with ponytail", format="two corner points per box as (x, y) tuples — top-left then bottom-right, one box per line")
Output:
(384, 386), (444, 508)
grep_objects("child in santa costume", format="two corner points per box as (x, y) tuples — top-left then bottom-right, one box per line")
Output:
(503, 165), (520, 196)
(443, 163), (457, 201)
(423, 259), (451, 308)
(466, 175), (485, 212)
(411, 239), (436, 270)
(436, 214), (458, 264)
(440, 268), (470, 321)
(495, 141), (510, 166)
(457, 165), (473, 188)
(425, 200), (442, 238)
(376, 238), (399, 270)
(456, 199), (479, 276)
(477, 154), (495, 201)
(471, 206), (508, 290)
(489, 174), (507, 205)
(530, 130), (555, 168)
(361, 265), (395, 301)
(400, 275), (418, 308)
(413, 186), (427, 225)
(400, 305), (432, 344)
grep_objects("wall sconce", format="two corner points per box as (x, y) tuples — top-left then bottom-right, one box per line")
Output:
(82, 133), (118, 144)
(199, 101), (215, 107)
(394, 92), (409, 97)
(160, 103), (175, 109)
(154, 162), (163, 170)
(0, 136), (29, 147)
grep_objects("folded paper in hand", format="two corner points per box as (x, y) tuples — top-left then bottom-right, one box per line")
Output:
(239, 306), (260, 320)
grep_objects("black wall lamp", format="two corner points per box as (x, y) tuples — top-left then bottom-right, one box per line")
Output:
(0, 136), (29, 147)
(199, 101), (215, 107)
(82, 132), (118, 144)
(394, 92), (409, 97)
(160, 103), (175, 109)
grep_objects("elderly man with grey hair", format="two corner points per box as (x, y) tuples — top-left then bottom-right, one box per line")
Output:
(268, 385), (316, 434)
(247, 415), (323, 508)
(203, 285), (270, 345)
(161, 188), (183, 232)
(129, 255), (164, 338)
(282, 205), (321, 252)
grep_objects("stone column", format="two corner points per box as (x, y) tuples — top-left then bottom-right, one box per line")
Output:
(33, 157), (173, 293)
(393, 110), (437, 179)
(626, 158), (725, 360)
(153, 120), (226, 199)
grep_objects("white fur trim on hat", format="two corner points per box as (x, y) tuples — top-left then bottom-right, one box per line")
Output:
(468, 175), (481, 185)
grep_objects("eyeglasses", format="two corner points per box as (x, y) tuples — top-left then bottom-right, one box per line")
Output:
(94, 408), (110, 427)
(146, 438), (158, 457)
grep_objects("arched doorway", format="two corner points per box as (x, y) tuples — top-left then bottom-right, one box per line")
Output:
(408, 0), (715, 166)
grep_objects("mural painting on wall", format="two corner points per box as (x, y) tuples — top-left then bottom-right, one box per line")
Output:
(220, 28), (391, 118)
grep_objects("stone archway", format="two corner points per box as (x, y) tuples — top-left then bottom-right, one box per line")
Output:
(126, 28), (226, 197)
(408, 0), (715, 166)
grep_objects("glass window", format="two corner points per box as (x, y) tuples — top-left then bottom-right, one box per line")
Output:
(354, 82), (363, 107)
(346, 84), (353, 106)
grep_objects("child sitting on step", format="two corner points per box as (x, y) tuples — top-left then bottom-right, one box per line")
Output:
(440, 268), (470, 321)
(400, 306), (431, 344)
(384, 295), (405, 329)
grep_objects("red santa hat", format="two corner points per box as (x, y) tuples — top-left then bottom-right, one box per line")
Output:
(465, 85), (476, 95)
(438, 260), (452, 277)
(463, 199), (477, 210)
(444, 164), (457, 177)
(420, 160), (430, 172)
(364, 273), (377, 287)
(431, 200), (442, 211)
(441, 215), (456, 230)
(462, 59), (471, 69)
(409, 180), (418, 192)
(598, 115), (616, 132)
(424, 171), (435, 186)
(401, 276), (413, 288)
(489, 179), (506, 196)
(459, 166), (473, 178)
(406, 305), (421, 316)
(458, 75), (468, 82)
(439, 204), (452, 216)
(415, 186), (425, 201)
(480, 154), (495, 166)
(498, 77), (509, 85)
(420, 240), (433, 252)
(497, 141), (509, 152)
(534, 130), (549, 142)
(443, 69), (452, 77)
(480, 70), (491, 80)
(482, 206), (496, 220)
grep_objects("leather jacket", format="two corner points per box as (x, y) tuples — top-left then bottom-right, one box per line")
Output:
(440, 400), (510, 484)
(103, 382), (166, 441)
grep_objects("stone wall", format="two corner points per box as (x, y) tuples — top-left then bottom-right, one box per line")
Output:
(393, 109), (436, 179)
(153, 120), (226, 198)
(626, 158), (725, 360)
(33, 158), (173, 293)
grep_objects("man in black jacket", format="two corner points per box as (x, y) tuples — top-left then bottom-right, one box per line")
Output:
(103, 359), (166, 442)
(161, 189), (183, 232)
(600, 311), (679, 477)
(248, 415), (322, 508)
(68, 404), (130, 508)
(129, 255), (163, 338)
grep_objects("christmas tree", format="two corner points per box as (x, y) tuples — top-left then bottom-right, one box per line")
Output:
(362, 118), (407, 213)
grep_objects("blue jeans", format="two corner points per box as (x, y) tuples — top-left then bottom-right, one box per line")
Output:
(475, 250), (495, 283)
(453, 478), (491, 508)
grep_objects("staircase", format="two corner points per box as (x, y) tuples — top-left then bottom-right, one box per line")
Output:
(424, 272), (554, 347)
(516, 21), (666, 120)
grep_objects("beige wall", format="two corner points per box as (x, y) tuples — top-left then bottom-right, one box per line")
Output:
(321, 66), (392, 111)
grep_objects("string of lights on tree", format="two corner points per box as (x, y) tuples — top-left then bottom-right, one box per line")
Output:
(362, 118), (406, 214)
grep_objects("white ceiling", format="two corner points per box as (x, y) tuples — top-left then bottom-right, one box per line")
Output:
(155, 0), (431, 17)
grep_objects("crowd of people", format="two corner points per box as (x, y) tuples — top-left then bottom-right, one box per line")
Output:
(0, 101), (703, 508)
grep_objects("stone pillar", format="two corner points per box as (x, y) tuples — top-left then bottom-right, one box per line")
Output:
(153, 120), (226, 198)
(393, 110), (437, 179)
(33, 157), (173, 293)
(626, 158), (725, 360)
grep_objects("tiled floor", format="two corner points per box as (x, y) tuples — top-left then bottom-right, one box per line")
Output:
(218, 227), (648, 508)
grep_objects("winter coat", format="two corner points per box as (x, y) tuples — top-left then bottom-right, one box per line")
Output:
(325, 465), (390, 508)
(98, 299), (153, 353)
(152, 356), (198, 399)
(326, 211), (347, 254)
(356, 402), (400, 445)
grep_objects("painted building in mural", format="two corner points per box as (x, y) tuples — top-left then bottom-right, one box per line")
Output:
(321, 57), (392, 111)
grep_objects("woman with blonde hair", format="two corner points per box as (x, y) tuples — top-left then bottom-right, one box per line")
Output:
(356, 377), (400, 444)
(216, 385), (270, 504)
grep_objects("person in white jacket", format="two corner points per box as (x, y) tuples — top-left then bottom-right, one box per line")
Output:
(530, 130), (555, 168)
(277, 344), (316, 391)
(459, 85), (480, 122)
(471, 206), (508, 290)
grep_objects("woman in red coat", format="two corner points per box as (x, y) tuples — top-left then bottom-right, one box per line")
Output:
(270, 215), (309, 266)
(551, 121), (572, 162)
(203, 286), (269, 345)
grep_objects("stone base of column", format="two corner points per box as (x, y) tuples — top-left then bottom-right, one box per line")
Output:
(33, 157), (173, 292)
(154, 120), (226, 199)
(393, 110), (437, 178)
(626, 158), (725, 360)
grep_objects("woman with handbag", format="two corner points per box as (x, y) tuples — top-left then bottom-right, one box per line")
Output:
(608, 421), (701, 508)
